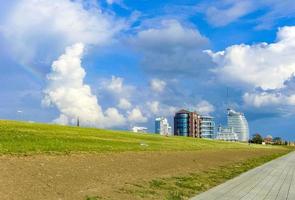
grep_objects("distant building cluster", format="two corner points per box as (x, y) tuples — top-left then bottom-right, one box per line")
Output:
(131, 108), (249, 142)
(173, 109), (215, 139)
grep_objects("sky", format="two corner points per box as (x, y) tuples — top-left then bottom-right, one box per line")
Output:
(1, 0), (295, 140)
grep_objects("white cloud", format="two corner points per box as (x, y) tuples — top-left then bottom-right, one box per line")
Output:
(43, 43), (126, 128)
(243, 92), (295, 107)
(197, 0), (295, 29)
(254, 0), (295, 30)
(207, 26), (295, 90)
(104, 107), (126, 127)
(195, 100), (215, 115)
(205, 1), (254, 27)
(243, 92), (282, 107)
(102, 76), (135, 97)
(43, 43), (104, 126)
(127, 107), (148, 123)
(118, 98), (131, 110)
(106, 76), (124, 93)
(150, 79), (166, 93)
(146, 101), (178, 117)
(53, 114), (69, 125)
(106, 0), (121, 5)
(131, 20), (211, 77)
(147, 101), (160, 114)
(0, 0), (124, 63)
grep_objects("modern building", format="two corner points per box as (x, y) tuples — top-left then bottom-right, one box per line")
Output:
(131, 126), (148, 133)
(155, 117), (172, 136)
(200, 116), (215, 139)
(174, 109), (201, 137)
(227, 109), (249, 142)
(216, 126), (238, 141)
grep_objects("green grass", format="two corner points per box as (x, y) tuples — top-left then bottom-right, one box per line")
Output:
(122, 152), (289, 200)
(0, 120), (287, 155)
(1, 120), (293, 200)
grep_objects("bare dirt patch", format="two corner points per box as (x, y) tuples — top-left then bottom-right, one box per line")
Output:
(0, 149), (287, 200)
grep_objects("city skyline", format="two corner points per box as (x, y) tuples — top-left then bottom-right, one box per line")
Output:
(1, 1), (295, 140)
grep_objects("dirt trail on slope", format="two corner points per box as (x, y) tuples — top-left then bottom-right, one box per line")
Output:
(0, 149), (283, 200)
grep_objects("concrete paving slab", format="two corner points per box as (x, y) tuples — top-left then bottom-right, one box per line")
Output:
(191, 151), (295, 200)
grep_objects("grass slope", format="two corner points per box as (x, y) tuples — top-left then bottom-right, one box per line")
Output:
(124, 152), (287, 200)
(0, 120), (280, 154)
(0, 120), (293, 200)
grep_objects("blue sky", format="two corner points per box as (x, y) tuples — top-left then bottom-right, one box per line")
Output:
(1, 0), (295, 140)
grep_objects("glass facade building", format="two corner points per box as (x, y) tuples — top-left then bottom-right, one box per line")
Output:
(227, 109), (249, 142)
(174, 113), (189, 136)
(200, 116), (215, 139)
(174, 109), (201, 137)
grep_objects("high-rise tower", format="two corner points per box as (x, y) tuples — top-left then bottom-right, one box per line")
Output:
(227, 109), (249, 141)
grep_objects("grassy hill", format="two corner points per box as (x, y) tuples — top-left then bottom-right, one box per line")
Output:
(0, 120), (293, 200)
(0, 120), (286, 154)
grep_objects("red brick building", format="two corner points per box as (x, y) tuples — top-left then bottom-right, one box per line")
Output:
(174, 109), (201, 137)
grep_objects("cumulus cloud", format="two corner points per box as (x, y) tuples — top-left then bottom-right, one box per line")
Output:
(150, 79), (166, 93)
(117, 98), (131, 110)
(131, 20), (211, 77)
(146, 101), (178, 117)
(207, 26), (295, 90)
(195, 100), (215, 115)
(0, 0), (124, 64)
(100, 76), (135, 102)
(204, 25), (295, 115)
(147, 101), (159, 114)
(43, 43), (126, 128)
(243, 92), (295, 107)
(104, 107), (126, 126)
(127, 107), (148, 123)
(106, 76), (124, 93)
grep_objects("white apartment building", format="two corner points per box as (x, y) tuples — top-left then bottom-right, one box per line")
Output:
(155, 117), (172, 136)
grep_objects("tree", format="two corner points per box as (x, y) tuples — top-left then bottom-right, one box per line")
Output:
(273, 137), (283, 145)
(252, 133), (263, 144)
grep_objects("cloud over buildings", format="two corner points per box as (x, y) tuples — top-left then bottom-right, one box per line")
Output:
(243, 92), (295, 108)
(130, 20), (212, 77)
(207, 26), (295, 90)
(146, 101), (178, 117)
(195, 100), (215, 115)
(127, 107), (148, 123)
(206, 26), (295, 113)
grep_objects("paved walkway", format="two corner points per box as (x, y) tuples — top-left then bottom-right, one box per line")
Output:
(191, 151), (295, 200)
